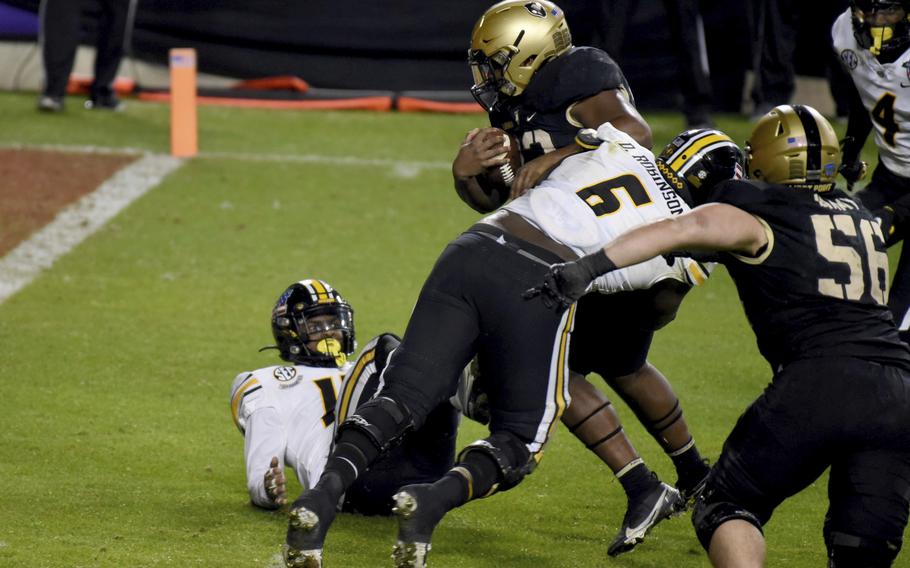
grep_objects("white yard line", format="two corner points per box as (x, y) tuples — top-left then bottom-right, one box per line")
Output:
(0, 143), (447, 305)
(0, 143), (451, 170)
(0, 153), (184, 304)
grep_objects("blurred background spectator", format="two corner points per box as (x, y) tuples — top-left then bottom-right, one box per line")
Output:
(0, 0), (851, 119)
(37, 0), (132, 112)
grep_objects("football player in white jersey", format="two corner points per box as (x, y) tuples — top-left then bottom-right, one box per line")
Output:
(230, 278), (357, 509)
(833, 0), (910, 340)
(231, 278), (462, 516)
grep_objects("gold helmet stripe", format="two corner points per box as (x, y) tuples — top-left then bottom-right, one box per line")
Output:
(667, 132), (732, 173)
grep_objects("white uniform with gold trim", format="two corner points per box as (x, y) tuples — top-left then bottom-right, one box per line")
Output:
(504, 123), (710, 292)
(833, 10), (910, 177)
(230, 363), (348, 508)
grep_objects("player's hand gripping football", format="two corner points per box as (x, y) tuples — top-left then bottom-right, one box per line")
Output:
(264, 456), (287, 507)
(452, 127), (511, 178)
(523, 251), (618, 312)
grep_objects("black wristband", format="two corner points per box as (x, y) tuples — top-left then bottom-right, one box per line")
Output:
(577, 250), (617, 279)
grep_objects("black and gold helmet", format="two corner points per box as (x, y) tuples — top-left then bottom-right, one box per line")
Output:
(746, 105), (841, 192)
(851, 0), (910, 62)
(656, 129), (745, 206)
(468, 1), (572, 111)
(268, 279), (355, 368)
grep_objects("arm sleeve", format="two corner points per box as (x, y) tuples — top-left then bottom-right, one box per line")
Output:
(842, 79), (873, 165)
(243, 407), (287, 509)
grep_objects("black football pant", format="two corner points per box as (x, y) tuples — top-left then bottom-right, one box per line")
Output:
(382, 225), (574, 459)
(40, 0), (129, 98)
(702, 357), (910, 561)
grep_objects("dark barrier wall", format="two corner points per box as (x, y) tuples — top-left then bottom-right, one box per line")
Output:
(1, 0), (847, 111)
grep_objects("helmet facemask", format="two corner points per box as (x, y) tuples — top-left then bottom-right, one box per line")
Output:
(851, 0), (910, 62)
(469, 48), (518, 111)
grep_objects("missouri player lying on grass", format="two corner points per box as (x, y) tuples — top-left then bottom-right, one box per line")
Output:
(230, 278), (480, 517)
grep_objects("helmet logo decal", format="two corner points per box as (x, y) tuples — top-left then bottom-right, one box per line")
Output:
(525, 2), (547, 17)
(273, 366), (298, 382)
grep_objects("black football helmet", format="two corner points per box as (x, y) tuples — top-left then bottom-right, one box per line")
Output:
(851, 0), (910, 62)
(268, 279), (355, 368)
(468, 0), (572, 111)
(656, 129), (745, 207)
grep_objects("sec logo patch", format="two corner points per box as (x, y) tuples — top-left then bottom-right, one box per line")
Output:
(273, 366), (298, 382)
(840, 50), (858, 70)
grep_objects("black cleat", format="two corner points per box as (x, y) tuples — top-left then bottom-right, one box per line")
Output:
(84, 94), (124, 111)
(284, 489), (337, 568)
(608, 482), (682, 557)
(391, 484), (447, 568)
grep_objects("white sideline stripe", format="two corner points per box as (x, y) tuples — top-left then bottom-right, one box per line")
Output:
(0, 154), (184, 305)
(0, 143), (451, 170)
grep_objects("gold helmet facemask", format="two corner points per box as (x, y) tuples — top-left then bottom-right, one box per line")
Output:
(469, 1), (572, 111)
(745, 105), (841, 192)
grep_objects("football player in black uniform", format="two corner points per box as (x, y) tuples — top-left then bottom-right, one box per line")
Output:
(453, 0), (710, 555)
(527, 105), (910, 567)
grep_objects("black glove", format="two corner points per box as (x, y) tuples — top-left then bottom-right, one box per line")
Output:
(523, 251), (617, 312)
(838, 160), (867, 192)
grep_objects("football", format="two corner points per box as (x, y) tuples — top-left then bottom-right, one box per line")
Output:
(479, 128), (523, 193)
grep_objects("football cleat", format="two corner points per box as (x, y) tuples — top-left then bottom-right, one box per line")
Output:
(391, 484), (446, 567)
(607, 482), (683, 557)
(284, 489), (337, 568)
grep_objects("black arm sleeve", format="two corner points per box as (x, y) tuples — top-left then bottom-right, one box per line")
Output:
(841, 78), (873, 165)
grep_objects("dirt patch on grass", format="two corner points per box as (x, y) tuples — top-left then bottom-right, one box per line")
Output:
(0, 149), (137, 256)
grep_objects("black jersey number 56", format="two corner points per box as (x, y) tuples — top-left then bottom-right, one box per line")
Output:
(811, 213), (888, 304)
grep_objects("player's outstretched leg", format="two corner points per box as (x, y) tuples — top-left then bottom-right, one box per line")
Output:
(608, 363), (710, 509)
(608, 464), (683, 557)
(284, 480), (340, 568)
(391, 483), (449, 568)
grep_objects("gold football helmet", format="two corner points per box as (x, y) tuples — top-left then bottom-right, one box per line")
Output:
(469, 0), (572, 111)
(746, 105), (841, 192)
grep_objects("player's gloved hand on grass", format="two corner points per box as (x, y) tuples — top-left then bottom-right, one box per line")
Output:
(838, 159), (867, 192)
(264, 456), (287, 507)
(523, 251), (617, 312)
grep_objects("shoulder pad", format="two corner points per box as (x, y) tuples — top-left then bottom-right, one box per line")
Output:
(230, 371), (266, 433)
(523, 47), (628, 111)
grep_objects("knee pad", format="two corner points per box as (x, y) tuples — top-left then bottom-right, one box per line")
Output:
(692, 498), (763, 551)
(337, 396), (414, 453)
(457, 431), (533, 492)
(825, 529), (901, 568)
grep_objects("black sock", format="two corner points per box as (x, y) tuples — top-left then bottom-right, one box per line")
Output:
(446, 451), (502, 502)
(670, 440), (708, 484)
(617, 461), (657, 500)
(317, 429), (381, 501)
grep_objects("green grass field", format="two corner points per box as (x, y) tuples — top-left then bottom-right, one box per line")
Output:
(0, 91), (905, 567)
